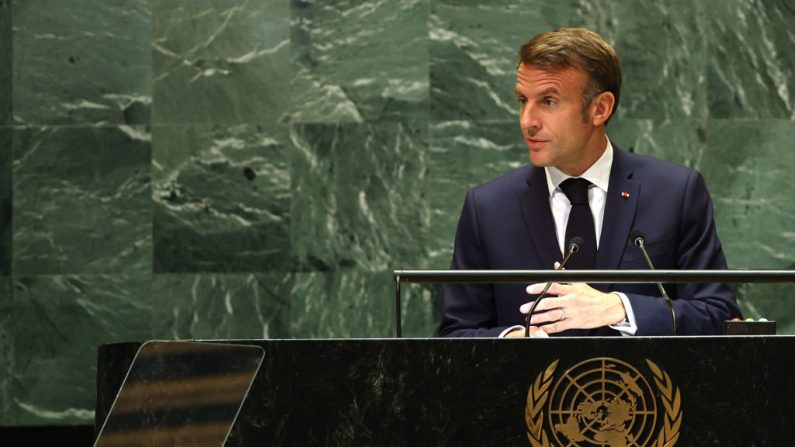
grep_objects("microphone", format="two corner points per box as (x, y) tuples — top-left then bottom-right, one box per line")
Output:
(630, 229), (677, 335)
(524, 237), (584, 337)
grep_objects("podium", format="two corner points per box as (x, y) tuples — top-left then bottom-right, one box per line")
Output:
(95, 337), (794, 446)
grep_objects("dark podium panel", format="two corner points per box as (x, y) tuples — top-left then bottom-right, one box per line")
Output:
(96, 337), (794, 446)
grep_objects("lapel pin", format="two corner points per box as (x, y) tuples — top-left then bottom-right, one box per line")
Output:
(621, 191), (630, 200)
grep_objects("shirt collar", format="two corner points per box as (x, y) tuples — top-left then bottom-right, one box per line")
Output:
(544, 139), (613, 196)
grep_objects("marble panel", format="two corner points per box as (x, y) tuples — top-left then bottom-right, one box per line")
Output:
(577, 0), (709, 120)
(706, 0), (795, 118)
(289, 121), (431, 273)
(0, 129), (10, 276)
(150, 273), (291, 340)
(0, 0), (11, 125)
(606, 118), (708, 169)
(151, 0), (290, 125)
(152, 124), (291, 273)
(289, 0), (429, 123)
(290, 269), (438, 338)
(0, 274), (152, 425)
(12, 126), (151, 275)
(400, 282), (442, 338)
(0, 277), (12, 420)
(11, 0), (150, 125)
(431, 0), (712, 122)
(701, 119), (795, 332)
(429, 1), (580, 122)
(428, 120), (527, 268)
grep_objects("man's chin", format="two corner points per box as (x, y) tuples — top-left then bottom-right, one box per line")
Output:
(528, 153), (553, 168)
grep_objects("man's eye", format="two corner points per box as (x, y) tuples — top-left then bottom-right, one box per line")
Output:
(517, 97), (527, 105)
(543, 98), (556, 106)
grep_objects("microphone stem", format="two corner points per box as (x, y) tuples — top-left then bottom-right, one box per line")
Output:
(637, 240), (677, 335)
(524, 247), (576, 337)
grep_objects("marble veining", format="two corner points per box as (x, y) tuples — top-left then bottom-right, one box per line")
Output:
(152, 0), (290, 125)
(0, 0), (11, 125)
(151, 273), (290, 340)
(0, 129), (11, 276)
(1, 274), (152, 425)
(12, 126), (152, 275)
(11, 0), (151, 125)
(152, 123), (291, 272)
(289, 0), (429, 123)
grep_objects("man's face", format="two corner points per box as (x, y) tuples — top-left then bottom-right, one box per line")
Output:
(515, 63), (605, 176)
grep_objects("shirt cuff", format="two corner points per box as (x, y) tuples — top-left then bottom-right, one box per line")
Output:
(609, 292), (638, 336)
(499, 325), (525, 338)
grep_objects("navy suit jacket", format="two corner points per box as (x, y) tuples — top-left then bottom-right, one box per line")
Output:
(439, 147), (742, 337)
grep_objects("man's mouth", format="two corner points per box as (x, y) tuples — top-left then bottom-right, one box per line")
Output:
(526, 138), (549, 149)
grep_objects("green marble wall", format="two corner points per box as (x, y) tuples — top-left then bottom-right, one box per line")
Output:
(0, 126), (9, 277)
(1, 0), (11, 276)
(1, 0), (794, 426)
(1, 0), (13, 424)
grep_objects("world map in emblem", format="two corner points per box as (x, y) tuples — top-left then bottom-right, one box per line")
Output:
(548, 358), (658, 447)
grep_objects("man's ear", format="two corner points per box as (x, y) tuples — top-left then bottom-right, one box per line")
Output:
(590, 91), (616, 126)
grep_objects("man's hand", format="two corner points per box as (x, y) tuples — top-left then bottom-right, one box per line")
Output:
(503, 326), (549, 338)
(519, 282), (627, 335)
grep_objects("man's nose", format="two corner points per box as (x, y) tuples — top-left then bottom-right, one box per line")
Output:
(520, 105), (541, 133)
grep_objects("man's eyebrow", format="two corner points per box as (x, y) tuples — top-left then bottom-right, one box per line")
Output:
(514, 87), (561, 97)
(536, 87), (560, 97)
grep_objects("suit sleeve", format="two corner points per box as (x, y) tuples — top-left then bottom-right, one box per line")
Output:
(626, 170), (742, 335)
(438, 189), (513, 337)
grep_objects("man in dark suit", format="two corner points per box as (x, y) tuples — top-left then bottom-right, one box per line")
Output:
(439, 28), (742, 338)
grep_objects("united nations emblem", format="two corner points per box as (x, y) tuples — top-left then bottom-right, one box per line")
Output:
(525, 358), (681, 447)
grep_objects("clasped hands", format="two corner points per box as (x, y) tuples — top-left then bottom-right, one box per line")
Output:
(505, 263), (627, 338)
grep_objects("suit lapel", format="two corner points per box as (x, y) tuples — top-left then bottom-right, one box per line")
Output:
(519, 166), (562, 268)
(596, 148), (639, 273)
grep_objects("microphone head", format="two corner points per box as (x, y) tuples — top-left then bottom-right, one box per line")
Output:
(568, 236), (585, 253)
(630, 229), (645, 246)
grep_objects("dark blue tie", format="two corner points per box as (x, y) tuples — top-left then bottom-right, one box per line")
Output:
(560, 178), (597, 269)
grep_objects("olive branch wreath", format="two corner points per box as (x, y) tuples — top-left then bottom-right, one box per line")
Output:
(646, 359), (682, 447)
(524, 358), (682, 447)
(525, 359), (558, 447)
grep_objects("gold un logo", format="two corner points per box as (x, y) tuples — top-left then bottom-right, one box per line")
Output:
(525, 357), (682, 447)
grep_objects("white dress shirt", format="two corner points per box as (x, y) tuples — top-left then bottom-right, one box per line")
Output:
(500, 139), (637, 337)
